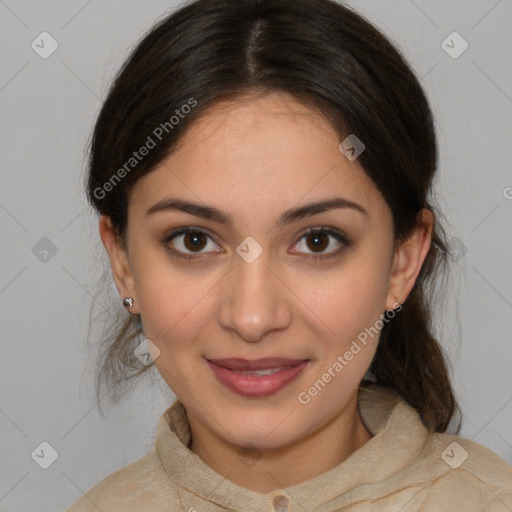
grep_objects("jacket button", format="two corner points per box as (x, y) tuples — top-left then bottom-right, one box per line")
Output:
(272, 495), (289, 512)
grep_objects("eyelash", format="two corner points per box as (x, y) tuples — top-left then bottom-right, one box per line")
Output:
(162, 226), (351, 262)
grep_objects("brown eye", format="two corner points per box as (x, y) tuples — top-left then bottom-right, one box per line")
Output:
(164, 227), (221, 258)
(292, 227), (350, 260)
(182, 231), (208, 251)
(304, 231), (329, 253)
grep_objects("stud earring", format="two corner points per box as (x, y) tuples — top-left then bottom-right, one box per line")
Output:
(123, 297), (134, 311)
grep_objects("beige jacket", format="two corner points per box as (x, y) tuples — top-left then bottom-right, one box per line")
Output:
(66, 384), (512, 511)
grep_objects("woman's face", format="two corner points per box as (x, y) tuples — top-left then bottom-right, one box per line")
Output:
(102, 91), (426, 450)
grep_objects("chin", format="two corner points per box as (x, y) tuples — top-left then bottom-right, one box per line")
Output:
(218, 412), (302, 449)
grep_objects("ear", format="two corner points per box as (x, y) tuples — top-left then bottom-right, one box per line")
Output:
(385, 208), (434, 310)
(99, 215), (138, 314)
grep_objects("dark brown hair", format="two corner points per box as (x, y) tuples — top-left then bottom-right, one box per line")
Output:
(84, 0), (461, 433)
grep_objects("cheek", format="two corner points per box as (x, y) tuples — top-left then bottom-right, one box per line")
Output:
(301, 261), (389, 372)
(307, 262), (388, 330)
(131, 252), (225, 371)
(138, 277), (207, 350)
(129, 247), (199, 345)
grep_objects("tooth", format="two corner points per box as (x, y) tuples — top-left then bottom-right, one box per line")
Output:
(232, 366), (292, 376)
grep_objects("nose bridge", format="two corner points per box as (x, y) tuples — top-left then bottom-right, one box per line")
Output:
(219, 237), (291, 341)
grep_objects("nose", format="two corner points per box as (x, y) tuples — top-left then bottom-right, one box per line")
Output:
(218, 246), (292, 343)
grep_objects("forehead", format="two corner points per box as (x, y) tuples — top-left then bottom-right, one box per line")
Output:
(129, 92), (388, 222)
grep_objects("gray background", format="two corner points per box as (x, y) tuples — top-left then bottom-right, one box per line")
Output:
(1, 0), (511, 510)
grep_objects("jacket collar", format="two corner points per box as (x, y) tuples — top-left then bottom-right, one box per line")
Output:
(155, 383), (429, 510)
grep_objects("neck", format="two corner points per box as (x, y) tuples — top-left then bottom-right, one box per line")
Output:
(187, 396), (374, 494)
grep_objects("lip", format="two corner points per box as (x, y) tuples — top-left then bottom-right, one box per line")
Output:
(206, 358), (310, 397)
(207, 357), (308, 371)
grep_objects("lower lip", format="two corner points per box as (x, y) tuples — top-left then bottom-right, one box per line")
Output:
(206, 359), (309, 397)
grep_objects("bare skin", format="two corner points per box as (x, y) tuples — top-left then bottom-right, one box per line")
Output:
(99, 91), (433, 493)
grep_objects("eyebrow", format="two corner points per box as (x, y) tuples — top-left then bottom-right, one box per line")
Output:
(145, 196), (368, 227)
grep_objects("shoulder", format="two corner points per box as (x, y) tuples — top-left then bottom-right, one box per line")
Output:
(65, 448), (180, 512)
(411, 431), (512, 510)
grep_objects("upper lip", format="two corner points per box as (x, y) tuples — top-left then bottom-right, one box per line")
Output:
(207, 357), (309, 371)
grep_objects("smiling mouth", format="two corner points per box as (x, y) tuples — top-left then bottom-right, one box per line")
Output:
(206, 358), (310, 397)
